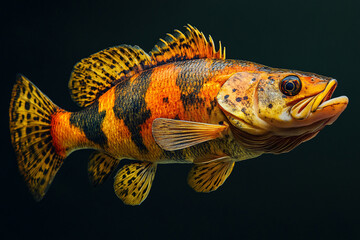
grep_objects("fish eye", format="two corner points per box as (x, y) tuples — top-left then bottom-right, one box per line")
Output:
(280, 75), (302, 96)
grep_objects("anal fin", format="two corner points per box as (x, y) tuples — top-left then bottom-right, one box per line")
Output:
(88, 151), (121, 186)
(188, 157), (234, 193)
(152, 118), (228, 151)
(114, 162), (157, 205)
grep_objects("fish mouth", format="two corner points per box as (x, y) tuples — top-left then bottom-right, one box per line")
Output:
(290, 79), (348, 122)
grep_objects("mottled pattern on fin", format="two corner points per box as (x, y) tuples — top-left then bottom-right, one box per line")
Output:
(188, 158), (234, 193)
(152, 118), (228, 151)
(114, 162), (156, 206)
(88, 151), (121, 186)
(150, 24), (226, 66)
(9, 75), (64, 201)
(69, 45), (152, 107)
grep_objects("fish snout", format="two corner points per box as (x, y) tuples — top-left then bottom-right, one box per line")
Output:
(290, 79), (348, 123)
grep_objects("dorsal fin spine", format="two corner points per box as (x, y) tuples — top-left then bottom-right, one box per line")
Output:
(166, 34), (181, 57)
(208, 35), (215, 54)
(150, 24), (226, 66)
(219, 41), (223, 59)
(174, 29), (186, 39)
(167, 33), (177, 41)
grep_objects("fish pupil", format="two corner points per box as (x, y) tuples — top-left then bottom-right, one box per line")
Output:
(285, 82), (295, 91)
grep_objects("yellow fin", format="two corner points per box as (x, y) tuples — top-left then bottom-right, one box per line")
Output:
(69, 45), (152, 107)
(188, 157), (234, 193)
(152, 118), (228, 151)
(9, 75), (64, 201)
(114, 162), (156, 205)
(150, 24), (225, 66)
(88, 151), (121, 186)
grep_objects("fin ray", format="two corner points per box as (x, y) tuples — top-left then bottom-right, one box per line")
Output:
(69, 45), (152, 107)
(114, 162), (157, 205)
(88, 151), (121, 186)
(152, 118), (228, 151)
(188, 158), (234, 193)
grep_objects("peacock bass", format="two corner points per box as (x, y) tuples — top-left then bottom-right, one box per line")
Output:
(9, 25), (348, 205)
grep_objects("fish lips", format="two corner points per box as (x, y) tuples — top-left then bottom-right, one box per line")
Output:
(290, 79), (348, 124)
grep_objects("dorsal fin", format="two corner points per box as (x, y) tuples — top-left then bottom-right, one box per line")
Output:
(69, 25), (225, 107)
(69, 45), (152, 107)
(150, 24), (226, 66)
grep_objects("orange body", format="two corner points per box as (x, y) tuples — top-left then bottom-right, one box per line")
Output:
(52, 59), (264, 163)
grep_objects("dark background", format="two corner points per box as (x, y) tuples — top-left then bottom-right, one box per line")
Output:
(2, 0), (360, 239)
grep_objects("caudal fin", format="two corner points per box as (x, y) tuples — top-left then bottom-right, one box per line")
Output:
(9, 75), (65, 201)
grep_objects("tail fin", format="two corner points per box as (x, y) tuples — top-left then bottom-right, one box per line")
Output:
(9, 75), (65, 201)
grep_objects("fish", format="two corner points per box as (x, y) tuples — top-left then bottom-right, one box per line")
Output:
(9, 25), (349, 205)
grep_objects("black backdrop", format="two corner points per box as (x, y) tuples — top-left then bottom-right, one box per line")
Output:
(2, 0), (360, 239)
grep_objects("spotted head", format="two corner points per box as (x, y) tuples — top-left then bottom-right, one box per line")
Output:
(217, 70), (348, 153)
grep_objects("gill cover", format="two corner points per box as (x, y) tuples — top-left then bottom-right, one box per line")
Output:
(217, 72), (269, 135)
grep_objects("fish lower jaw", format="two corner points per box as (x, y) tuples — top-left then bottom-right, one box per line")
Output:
(317, 96), (349, 110)
(315, 95), (349, 125)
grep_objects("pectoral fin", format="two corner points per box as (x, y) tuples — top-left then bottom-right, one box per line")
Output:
(114, 162), (157, 206)
(152, 118), (228, 151)
(188, 157), (234, 193)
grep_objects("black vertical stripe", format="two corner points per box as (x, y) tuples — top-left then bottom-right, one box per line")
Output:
(175, 60), (208, 110)
(113, 70), (152, 153)
(69, 101), (107, 146)
(174, 59), (235, 110)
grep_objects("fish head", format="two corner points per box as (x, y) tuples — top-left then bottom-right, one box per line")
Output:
(217, 70), (348, 153)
